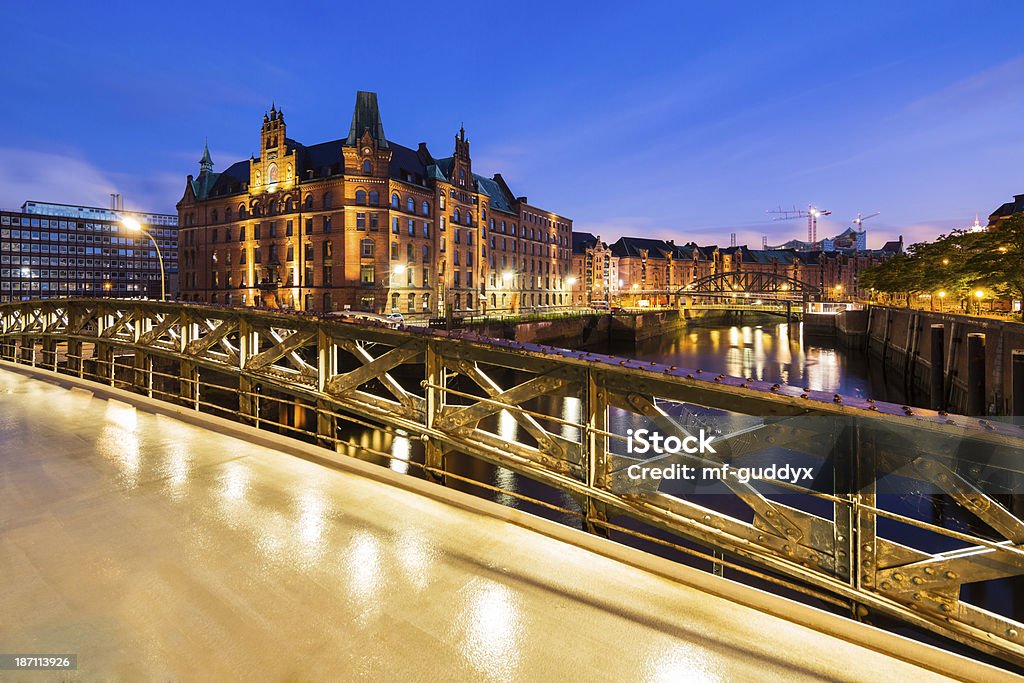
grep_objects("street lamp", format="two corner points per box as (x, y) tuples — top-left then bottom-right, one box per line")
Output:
(938, 290), (946, 312)
(122, 217), (166, 301)
(974, 288), (985, 315)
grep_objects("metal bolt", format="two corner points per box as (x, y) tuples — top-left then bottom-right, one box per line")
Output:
(912, 576), (923, 585)
(940, 604), (952, 612)
(913, 593), (922, 601)
(924, 567), (935, 576)
(945, 571), (957, 580)
(1008, 629), (1019, 638)
(880, 581), (892, 590)
(893, 572), (905, 582)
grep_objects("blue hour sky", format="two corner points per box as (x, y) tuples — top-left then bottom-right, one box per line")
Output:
(2, 1), (1023, 248)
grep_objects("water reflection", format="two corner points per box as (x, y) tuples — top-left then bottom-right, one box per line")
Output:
(627, 322), (874, 396)
(462, 581), (522, 681)
(99, 401), (140, 488)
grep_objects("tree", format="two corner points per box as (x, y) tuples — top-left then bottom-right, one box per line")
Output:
(966, 214), (1024, 319)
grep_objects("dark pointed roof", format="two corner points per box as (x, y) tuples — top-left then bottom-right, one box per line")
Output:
(572, 232), (600, 254)
(346, 91), (388, 149)
(609, 236), (673, 259)
(199, 140), (214, 170)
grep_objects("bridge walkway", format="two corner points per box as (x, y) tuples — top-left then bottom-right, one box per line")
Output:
(0, 366), (1008, 681)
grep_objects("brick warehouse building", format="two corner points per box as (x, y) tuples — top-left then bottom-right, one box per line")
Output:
(176, 92), (573, 316)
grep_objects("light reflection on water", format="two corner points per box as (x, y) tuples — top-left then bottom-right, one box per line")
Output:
(628, 321), (874, 397)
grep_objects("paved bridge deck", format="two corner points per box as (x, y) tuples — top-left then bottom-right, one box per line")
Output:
(0, 366), (1003, 681)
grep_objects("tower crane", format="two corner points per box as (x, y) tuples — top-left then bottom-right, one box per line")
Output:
(851, 211), (880, 229)
(766, 204), (832, 244)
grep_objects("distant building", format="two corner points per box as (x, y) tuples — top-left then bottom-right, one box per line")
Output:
(0, 200), (178, 303)
(570, 233), (618, 305)
(989, 193), (1024, 227)
(176, 91), (573, 315)
(572, 231), (898, 305)
(767, 226), (867, 253)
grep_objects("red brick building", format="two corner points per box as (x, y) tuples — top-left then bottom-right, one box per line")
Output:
(176, 92), (572, 316)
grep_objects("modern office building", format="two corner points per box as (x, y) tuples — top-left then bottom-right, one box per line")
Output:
(0, 200), (178, 303)
(176, 91), (573, 316)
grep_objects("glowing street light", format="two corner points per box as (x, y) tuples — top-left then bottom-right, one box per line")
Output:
(392, 264), (406, 276)
(122, 216), (166, 301)
(942, 258), (950, 265)
(566, 276), (577, 286)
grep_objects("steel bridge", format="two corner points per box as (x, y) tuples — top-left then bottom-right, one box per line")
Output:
(1, 298), (1023, 668)
(679, 270), (821, 299)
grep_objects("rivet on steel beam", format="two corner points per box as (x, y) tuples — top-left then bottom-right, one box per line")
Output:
(880, 581), (892, 590)
(945, 571), (957, 580)
(912, 576), (924, 585)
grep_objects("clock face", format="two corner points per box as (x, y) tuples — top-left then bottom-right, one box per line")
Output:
(363, 147), (371, 155)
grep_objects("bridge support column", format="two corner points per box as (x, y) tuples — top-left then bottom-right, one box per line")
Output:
(95, 342), (114, 385)
(966, 333), (986, 416)
(583, 368), (610, 536)
(133, 351), (152, 397)
(67, 339), (83, 377)
(19, 336), (35, 366)
(315, 329), (337, 449)
(424, 342), (446, 484)
(40, 337), (57, 370)
(929, 325), (945, 411)
(238, 375), (256, 426)
(180, 361), (199, 410)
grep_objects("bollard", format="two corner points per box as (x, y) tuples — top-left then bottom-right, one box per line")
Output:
(966, 333), (986, 416)
(930, 324), (945, 411)
(1013, 350), (1024, 417)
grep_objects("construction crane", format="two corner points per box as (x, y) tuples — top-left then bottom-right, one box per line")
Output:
(767, 204), (832, 244)
(851, 211), (880, 229)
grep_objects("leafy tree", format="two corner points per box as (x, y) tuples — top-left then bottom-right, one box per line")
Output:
(966, 214), (1024, 319)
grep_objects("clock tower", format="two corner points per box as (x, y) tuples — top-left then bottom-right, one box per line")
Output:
(251, 103), (296, 192)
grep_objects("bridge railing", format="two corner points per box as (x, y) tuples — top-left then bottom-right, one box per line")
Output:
(1, 298), (1022, 667)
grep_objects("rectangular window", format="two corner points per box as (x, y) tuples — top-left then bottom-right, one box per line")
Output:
(360, 265), (375, 284)
(423, 222), (430, 238)
(370, 213), (379, 231)
(408, 219), (414, 236)
(392, 217), (399, 234)
(357, 213), (366, 230)
(286, 221), (293, 236)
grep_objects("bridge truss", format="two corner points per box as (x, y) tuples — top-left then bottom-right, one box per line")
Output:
(0, 299), (1022, 667)
(680, 270), (820, 299)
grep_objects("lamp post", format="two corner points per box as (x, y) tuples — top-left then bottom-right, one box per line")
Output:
(122, 217), (166, 301)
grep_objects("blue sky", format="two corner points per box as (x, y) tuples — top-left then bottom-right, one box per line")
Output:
(2, 1), (1023, 248)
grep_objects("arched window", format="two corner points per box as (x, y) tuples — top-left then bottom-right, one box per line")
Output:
(239, 204), (247, 219)
(482, 209), (487, 221)
(391, 193), (400, 209)
(363, 159), (372, 174)
(422, 245), (430, 262)
(454, 209), (461, 223)
(465, 212), (472, 226)
(407, 243), (415, 261)
(406, 197), (414, 212)
(303, 195), (312, 209)
(421, 201), (430, 216)
(355, 190), (366, 205)
(225, 207), (233, 222)
(323, 192), (332, 209)
(286, 198), (296, 212)
(269, 200), (277, 215)
(253, 204), (262, 217)
(369, 191), (379, 206)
